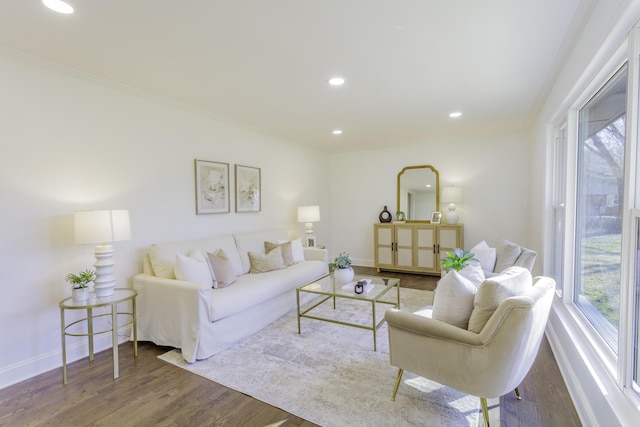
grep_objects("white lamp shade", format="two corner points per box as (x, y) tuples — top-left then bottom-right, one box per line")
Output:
(297, 205), (321, 223)
(441, 186), (463, 204)
(74, 210), (132, 244)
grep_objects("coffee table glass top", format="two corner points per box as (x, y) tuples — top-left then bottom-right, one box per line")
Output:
(299, 273), (399, 301)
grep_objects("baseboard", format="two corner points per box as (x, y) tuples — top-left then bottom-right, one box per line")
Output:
(0, 329), (131, 390)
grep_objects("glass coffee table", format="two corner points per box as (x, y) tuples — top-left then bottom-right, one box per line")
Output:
(296, 273), (400, 351)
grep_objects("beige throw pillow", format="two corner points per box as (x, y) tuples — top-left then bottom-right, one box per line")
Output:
(207, 249), (237, 288)
(249, 247), (286, 273)
(432, 270), (478, 329)
(467, 266), (532, 333)
(264, 241), (294, 266)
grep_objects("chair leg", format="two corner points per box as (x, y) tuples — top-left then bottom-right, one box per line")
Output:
(515, 387), (522, 400)
(480, 397), (490, 426)
(391, 368), (404, 401)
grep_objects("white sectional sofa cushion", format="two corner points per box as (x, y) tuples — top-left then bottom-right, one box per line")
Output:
(134, 229), (328, 362)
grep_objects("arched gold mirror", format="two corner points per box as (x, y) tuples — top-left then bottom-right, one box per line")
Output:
(397, 165), (439, 222)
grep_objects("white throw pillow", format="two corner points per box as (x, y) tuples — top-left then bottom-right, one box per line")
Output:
(149, 244), (177, 279)
(278, 238), (305, 263)
(457, 262), (485, 287)
(207, 249), (237, 288)
(432, 270), (478, 329)
(470, 241), (497, 273)
(174, 250), (213, 287)
(467, 266), (533, 333)
(494, 239), (522, 274)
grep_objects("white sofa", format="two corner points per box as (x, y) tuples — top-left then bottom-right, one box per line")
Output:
(133, 229), (328, 362)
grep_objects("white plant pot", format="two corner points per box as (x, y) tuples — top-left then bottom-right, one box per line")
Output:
(72, 287), (90, 302)
(334, 267), (354, 284)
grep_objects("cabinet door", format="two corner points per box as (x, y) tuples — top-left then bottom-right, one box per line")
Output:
(416, 226), (436, 270)
(374, 224), (394, 268)
(395, 226), (414, 268)
(437, 225), (463, 267)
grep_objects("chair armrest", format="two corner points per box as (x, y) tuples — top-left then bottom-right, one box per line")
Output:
(385, 309), (483, 346)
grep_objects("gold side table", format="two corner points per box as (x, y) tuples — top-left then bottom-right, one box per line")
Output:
(59, 288), (137, 384)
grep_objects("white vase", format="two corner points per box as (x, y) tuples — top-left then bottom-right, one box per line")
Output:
(72, 287), (90, 302)
(334, 267), (354, 284)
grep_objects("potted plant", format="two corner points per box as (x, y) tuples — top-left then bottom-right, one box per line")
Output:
(65, 269), (96, 302)
(329, 252), (354, 284)
(441, 248), (477, 273)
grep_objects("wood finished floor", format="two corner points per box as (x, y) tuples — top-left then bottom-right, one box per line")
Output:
(0, 267), (581, 426)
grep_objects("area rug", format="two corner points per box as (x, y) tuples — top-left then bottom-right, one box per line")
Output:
(159, 288), (480, 426)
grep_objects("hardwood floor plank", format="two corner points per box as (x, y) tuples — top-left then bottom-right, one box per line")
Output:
(0, 268), (580, 426)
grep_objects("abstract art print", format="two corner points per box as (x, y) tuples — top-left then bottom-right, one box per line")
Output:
(235, 164), (261, 212)
(195, 159), (230, 214)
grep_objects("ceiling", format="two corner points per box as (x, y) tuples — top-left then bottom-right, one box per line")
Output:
(0, 0), (587, 152)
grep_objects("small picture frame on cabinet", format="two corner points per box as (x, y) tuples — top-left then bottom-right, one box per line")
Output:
(307, 235), (316, 248)
(430, 211), (442, 224)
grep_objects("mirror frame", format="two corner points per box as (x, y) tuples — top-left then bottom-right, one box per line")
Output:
(397, 165), (440, 222)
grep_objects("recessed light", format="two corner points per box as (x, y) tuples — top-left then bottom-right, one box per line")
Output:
(328, 77), (345, 86)
(43, 0), (74, 14)
(332, 130), (343, 135)
(449, 111), (462, 118)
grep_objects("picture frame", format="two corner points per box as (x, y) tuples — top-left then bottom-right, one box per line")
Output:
(430, 211), (442, 224)
(235, 164), (261, 212)
(195, 159), (230, 214)
(307, 235), (316, 248)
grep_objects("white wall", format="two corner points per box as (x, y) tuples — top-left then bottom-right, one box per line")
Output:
(328, 132), (532, 267)
(0, 50), (330, 388)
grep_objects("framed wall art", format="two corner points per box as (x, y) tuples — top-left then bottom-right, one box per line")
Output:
(194, 159), (230, 214)
(430, 211), (442, 224)
(235, 164), (261, 212)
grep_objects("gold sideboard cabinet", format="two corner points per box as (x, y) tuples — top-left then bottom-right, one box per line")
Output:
(374, 223), (464, 275)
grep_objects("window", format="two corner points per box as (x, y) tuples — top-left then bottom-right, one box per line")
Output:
(574, 64), (627, 352)
(552, 126), (567, 295)
(634, 214), (640, 395)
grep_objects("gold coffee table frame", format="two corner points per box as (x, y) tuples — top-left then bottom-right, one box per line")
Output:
(296, 273), (400, 351)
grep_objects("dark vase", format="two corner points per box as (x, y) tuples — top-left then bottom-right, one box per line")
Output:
(379, 206), (392, 223)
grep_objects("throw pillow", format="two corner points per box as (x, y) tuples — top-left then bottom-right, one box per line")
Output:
(277, 238), (305, 263)
(467, 266), (533, 333)
(432, 270), (478, 329)
(457, 262), (485, 287)
(207, 249), (237, 288)
(249, 247), (286, 273)
(149, 244), (176, 279)
(174, 250), (213, 287)
(494, 239), (522, 274)
(264, 241), (294, 266)
(470, 240), (497, 273)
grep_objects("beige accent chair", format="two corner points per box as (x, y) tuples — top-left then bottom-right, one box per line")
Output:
(385, 273), (555, 426)
(471, 239), (537, 278)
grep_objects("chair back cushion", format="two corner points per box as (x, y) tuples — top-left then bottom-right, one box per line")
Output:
(467, 266), (532, 333)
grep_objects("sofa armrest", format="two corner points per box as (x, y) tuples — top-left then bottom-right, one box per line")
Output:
(133, 273), (212, 363)
(304, 247), (328, 263)
(385, 308), (483, 346)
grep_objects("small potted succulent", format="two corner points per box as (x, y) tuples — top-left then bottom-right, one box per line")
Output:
(441, 248), (477, 274)
(329, 252), (354, 284)
(65, 269), (96, 302)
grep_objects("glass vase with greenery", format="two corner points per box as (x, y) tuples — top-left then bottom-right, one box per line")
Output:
(441, 248), (477, 273)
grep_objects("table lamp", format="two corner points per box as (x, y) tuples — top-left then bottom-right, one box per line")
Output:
(297, 205), (320, 247)
(441, 186), (463, 225)
(74, 210), (132, 297)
